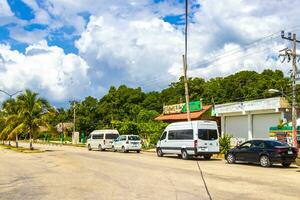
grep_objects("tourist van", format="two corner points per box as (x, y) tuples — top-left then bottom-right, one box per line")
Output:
(87, 129), (119, 151)
(156, 120), (220, 160)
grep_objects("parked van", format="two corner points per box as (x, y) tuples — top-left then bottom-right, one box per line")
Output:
(87, 130), (119, 151)
(156, 120), (219, 160)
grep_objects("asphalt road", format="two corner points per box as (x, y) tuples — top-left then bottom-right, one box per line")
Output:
(0, 143), (299, 200)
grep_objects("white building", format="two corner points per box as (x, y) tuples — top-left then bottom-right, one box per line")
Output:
(215, 97), (291, 141)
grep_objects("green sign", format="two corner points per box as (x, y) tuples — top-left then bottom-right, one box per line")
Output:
(181, 101), (202, 113)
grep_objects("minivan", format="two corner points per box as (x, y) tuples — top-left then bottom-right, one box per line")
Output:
(156, 120), (220, 160)
(112, 135), (142, 153)
(87, 129), (119, 151)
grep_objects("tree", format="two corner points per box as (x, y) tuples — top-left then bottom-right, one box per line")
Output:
(1, 98), (21, 147)
(11, 89), (54, 150)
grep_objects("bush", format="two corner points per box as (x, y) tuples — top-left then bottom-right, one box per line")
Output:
(219, 134), (232, 154)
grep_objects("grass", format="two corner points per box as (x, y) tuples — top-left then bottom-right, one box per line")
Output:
(0, 144), (45, 153)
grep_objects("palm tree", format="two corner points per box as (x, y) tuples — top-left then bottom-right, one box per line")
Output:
(8, 90), (54, 150)
(1, 99), (20, 147)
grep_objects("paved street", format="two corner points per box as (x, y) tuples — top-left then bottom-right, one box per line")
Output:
(0, 143), (299, 200)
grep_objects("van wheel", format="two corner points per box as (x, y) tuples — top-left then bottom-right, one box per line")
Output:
(112, 146), (116, 152)
(88, 144), (92, 151)
(157, 148), (163, 157)
(181, 149), (189, 160)
(137, 150), (140, 153)
(260, 155), (271, 167)
(98, 144), (104, 151)
(203, 155), (212, 160)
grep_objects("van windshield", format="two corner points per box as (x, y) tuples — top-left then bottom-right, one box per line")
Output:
(106, 134), (119, 139)
(128, 135), (140, 141)
(198, 129), (218, 141)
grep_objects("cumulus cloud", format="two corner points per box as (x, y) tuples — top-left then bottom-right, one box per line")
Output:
(0, 41), (90, 102)
(2, 0), (300, 104)
(75, 15), (183, 90)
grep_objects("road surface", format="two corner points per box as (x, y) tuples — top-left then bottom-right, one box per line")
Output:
(0, 143), (299, 200)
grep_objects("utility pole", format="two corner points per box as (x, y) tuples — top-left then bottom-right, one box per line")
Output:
(73, 101), (76, 133)
(280, 31), (300, 148)
(183, 0), (191, 121)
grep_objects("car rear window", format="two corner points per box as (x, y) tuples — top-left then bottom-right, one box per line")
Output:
(198, 129), (218, 140)
(128, 135), (140, 141)
(265, 140), (289, 147)
(105, 134), (119, 139)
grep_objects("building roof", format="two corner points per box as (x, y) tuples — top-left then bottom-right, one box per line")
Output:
(155, 105), (212, 122)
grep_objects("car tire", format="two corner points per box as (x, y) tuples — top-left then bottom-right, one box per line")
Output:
(88, 144), (92, 151)
(203, 155), (212, 160)
(157, 148), (163, 157)
(181, 149), (189, 160)
(112, 146), (116, 152)
(98, 144), (104, 151)
(260, 155), (271, 167)
(282, 162), (291, 168)
(137, 150), (140, 153)
(226, 153), (235, 164)
(122, 146), (127, 153)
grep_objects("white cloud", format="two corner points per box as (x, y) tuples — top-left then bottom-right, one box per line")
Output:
(2, 0), (300, 103)
(75, 15), (183, 89)
(0, 41), (90, 102)
(0, 0), (13, 17)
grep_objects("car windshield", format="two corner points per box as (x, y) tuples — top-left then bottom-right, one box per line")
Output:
(106, 134), (119, 139)
(128, 135), (140, 141)
(198, 129), (218, 140)
(265, 140), (289, 147)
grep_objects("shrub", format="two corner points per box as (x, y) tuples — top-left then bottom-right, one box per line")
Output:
(219, 134), (232, 154)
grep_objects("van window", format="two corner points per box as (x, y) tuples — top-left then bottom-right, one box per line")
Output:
(198, 129), (218, 140)
(92, 134), (103, 139)
(168, 129), (193, 140)
(105, 134), (119, 140)
(160, 132), (167, 140)
(128, 135), (140, 141)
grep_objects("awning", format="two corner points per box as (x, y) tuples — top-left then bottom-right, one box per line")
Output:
(155, 105), (212, 122)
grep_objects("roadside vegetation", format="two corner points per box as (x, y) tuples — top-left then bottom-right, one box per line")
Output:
(0, 69), (294, 150)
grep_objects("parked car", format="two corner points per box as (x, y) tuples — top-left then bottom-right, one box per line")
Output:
(112, 135), (142, 153)
(225, 139), (298, 167)
(156, 120), (220, 160)
(87, 130), (119, 151)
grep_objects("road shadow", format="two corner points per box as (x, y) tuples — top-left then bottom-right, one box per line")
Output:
(231, 162), (299, 169)
(162, 155), (223, 162)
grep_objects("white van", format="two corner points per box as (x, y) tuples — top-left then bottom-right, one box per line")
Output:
(87, 129), (119, 151)
(156, 120), (219, 160)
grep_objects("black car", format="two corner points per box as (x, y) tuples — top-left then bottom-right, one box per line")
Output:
(225, 139), (298, 167)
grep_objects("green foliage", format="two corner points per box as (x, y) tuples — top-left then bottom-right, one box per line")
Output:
(219, 134), (233, 154)
(0, 69), (293, 148)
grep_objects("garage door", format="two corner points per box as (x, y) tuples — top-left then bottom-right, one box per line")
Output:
(225, 115), (248, 139)
(253, 113), (281, 139)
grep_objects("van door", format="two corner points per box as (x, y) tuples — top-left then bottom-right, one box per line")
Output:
(158, 131), (168, 153)
(91, 134), (98, 148)
(198, 129), (219, 153)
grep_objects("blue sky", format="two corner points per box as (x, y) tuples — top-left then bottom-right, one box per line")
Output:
(0, 0), (299, 107)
